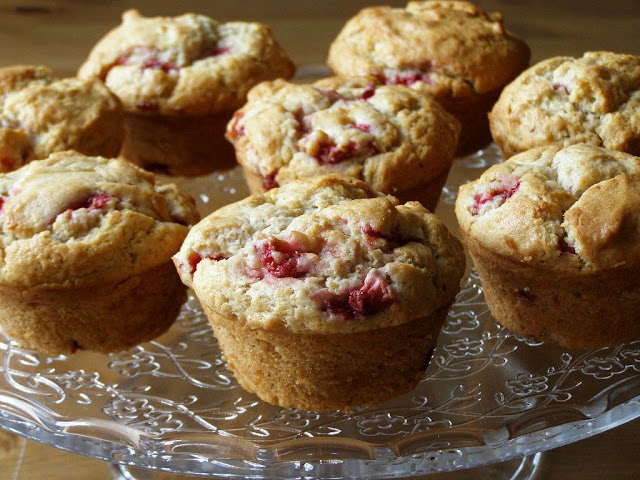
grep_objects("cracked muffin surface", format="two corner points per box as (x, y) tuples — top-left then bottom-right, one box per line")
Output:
(0, 151), (199, 288)
(226, 76), (460, 208)
(327, 1), (529, 153)
(175, 174), (464, 334)
(78, 9), (295, 116)
(490, 51), (640, 159)
(455, 143), (640, 348)
(455, 143), (640, 270)
(0, 150), (200, 354)
(174, 174), (464, 410)
(0, 65), (123, 173)
(328, 1), (528, 96)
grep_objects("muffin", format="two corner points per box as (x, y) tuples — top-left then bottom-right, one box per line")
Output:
(0, 151), (199, 355)
(489, 51), (640, 159)
(173, 175), (465, 411)
(226, 76), (460, 211)
(455, 143), (640, 349)
(78, 9), (296, 176)
(0, 65), (123, 173)
(327, 1), (530, 154)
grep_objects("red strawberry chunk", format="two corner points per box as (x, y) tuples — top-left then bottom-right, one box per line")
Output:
(381, 67), (434, 86)
(56, 193), (115, 221)
(348, 270), (395, 316)
(87, 194), (112, 210)
(360, 87), (376, 100)
(73, 193), (115, 212)
(228, 112), (245, 138)
(262, 172), (279, 191)
(141, 58), (177, 73)
(255, 237), (311, 278)
(552, 83), (569, 94)
(184, 251), (227, 276)
(209, 46), (231, 56)
(323, 294), (353, 319)
(313, 270), (395, 320)
(115, 46), (178, 73)
(314, 138), (379, 165)
(352, 123), (371, 133)
(471, 176), (521, 215)
(187, 251), (203, 275)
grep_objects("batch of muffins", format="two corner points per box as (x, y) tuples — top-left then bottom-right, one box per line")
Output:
(0, 1), (638, 412)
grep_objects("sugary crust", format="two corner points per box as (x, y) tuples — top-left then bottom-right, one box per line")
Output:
(327, 1), (530, 98)
(455, 143), (640, 271)
(0, 151), (199, 288)
(174, 175), (465, 334)
(0, 65), (123, 172)
(226, 77), (460, 198)
(489, 51), (640, 158)
(78, 9), (295, 116)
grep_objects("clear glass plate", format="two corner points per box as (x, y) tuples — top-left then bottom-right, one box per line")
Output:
(0, 144), (638, 479)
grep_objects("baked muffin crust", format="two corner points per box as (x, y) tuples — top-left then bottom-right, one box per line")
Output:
(175, 175), (465, 334)
(455, 143), (640, 348)
(328, 1), (529, 98)
(0, 151), (199, 354)
(490, 51), (640, 158)
(456, 143), (640, 269)
(78, 9), (295, 116)
(227, 77), (460, 202)
(0, 151), (199, 288)
(0, 65), (123, 172)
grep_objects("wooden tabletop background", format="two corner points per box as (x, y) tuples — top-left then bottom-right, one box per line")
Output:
(0, 1), (638, 478)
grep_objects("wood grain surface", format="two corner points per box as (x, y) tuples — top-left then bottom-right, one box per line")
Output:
(0, 1), (638, 478)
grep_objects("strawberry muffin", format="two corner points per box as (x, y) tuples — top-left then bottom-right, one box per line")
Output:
(174, 175), (465, 411)
(0, 65), (123, 173)
(455, 143), (640, 349)
(327, 1), (530, 154)
(0, 151), (199, 355)
(489, 51), (640, 159)
(226, 76), (460, 211)
(78, 9), (295, 175)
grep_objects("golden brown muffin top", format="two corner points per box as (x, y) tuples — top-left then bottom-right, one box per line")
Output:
(489, 51), (640, 159)
(174, 175), (465, 334)
(0, 151), (199, 289)
(0, 65), (123, 173)
(226, 76), (460, 195)
(78, 9), (296, 116)
(327, 1), (530, 98)
(455, 144), (640, 271)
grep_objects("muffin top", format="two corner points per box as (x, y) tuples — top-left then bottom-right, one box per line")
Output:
(174, 175), (465, 334)
(327, 1), (530, 98)
(226, 76), (460, 194)
(78, 9), (296, 116)
(0, 151), (199, 289)
(489, 51), (640, 159)
(0, 65), (123, 173)
(455, 143), (640, 271)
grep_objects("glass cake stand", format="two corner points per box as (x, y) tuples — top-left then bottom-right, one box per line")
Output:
(0, 143), (638, 480)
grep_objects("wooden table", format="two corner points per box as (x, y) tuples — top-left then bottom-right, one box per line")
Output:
(0, 1), (638, 478)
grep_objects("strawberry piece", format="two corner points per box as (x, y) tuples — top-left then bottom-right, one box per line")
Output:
(471, 176), (521, 215)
